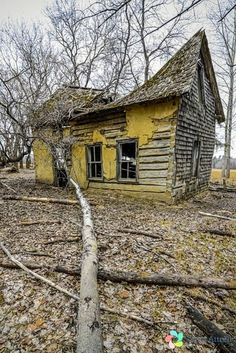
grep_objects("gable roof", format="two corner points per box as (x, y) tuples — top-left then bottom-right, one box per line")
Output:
(72, 30), (224, 123)
(32, 86), (113, 128)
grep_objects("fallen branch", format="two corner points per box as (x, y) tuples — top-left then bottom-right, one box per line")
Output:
(187, 304), (236, 353)
(185, 292), (236, 315)
(199, 212), (236, 221)
(201, 229), (235, 238)
(0, 243), (79, 300)
(0, 249), (175, 329)
(70, 178), (103, 353)
(3, 195), (79, 205)
(0, 181), (17, 194)
(43, 237), (80, 245)
(1, 260), (235, 290)
(118, 228), (163, 239)
(12, 251), (55, 258)
(19, 220), (62, 226)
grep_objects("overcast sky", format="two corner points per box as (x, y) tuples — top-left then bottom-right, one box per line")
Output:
(0, 0), (234, 157)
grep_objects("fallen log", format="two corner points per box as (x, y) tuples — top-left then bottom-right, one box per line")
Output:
(201, 229), (235, 238)
(117, 228), (163, 239)
(187, 304), (236, 353)
(70, 178), (103, 353)
(199, 211), (236, 221)
(0, 261), (235, 290)
(3, 195), (79, 205)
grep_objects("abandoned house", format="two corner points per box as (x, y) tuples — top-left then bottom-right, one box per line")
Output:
(32, 30), (224, 203)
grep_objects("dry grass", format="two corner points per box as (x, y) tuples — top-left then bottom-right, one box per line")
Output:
(211, 169), (236, 185)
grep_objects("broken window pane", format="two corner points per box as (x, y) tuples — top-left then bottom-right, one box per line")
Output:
(87, 144), (102, 179)
(192, 140), (201, 177)
(118, 141), (137, 180)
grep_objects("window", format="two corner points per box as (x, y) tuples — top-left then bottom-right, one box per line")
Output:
(197, 63), (205, 106)
(192, 140), (201, 177)
(118, 140), (137, 180)
(87, 144), (102, 179)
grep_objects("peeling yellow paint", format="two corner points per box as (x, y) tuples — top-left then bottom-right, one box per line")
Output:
(71, 143), (88, 189)
(126, 99), (178, 145)
(33, 139), (55, 184)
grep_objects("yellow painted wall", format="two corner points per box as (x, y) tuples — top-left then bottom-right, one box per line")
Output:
(33, 138), (55, 184)
(70, 99), (179, 202)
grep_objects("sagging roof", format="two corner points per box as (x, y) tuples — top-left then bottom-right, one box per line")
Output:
(32, 86), (114, 128)
(71, 30), (224, 123)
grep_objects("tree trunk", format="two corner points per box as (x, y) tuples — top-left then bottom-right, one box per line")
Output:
(222, 8), (236, 183)
(70, 178), (103, 353)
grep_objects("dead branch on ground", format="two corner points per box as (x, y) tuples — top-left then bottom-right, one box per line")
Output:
(201, 229), (235, 237)
(0, 180), (17, 193)
(199, 211), (236, 221)
(3, 195), (80, 205)
(0, 260), (235, 290)
(184, 292), (236, 315)
(19, 219), (62, 226)
(43, 237), (80, 245)
(0, 242), (79, 300)
(187, 304), (236, 353)
(118, 228), (163, 239)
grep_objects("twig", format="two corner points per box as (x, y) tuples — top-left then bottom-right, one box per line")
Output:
(199, 212), (236, 221)
(12, 251), (55, 258)
(0, 242), (79, 300)
(19, 220), (62, 226)
(3, 195), (80, 205)
(0, 181), (17, 194)
(43, 237), (80, 245)
(118, 228), (163, 239)
(201, 229), (235, 238)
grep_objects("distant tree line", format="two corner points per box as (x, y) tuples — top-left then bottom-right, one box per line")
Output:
(212, 156), (236, 169)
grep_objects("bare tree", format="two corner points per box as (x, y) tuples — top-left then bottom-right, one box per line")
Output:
(0, 22), (57, 167)
(210, 1), (236, 182)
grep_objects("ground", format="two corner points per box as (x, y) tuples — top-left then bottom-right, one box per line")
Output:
(0, 170), (235, 353)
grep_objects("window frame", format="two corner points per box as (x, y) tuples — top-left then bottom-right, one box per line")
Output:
(192, 139), (201, 178)
(86, 143), (103, 180)
(197, 61), (205, 107)
(117, 139), (138, 183)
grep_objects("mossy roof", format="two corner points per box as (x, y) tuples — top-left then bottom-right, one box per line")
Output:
(72, 30), (224, 123)
(32, 86), (110, 128)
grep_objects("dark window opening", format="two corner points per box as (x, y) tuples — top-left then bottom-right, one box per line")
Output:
(192, 140), (201, 177)
(197, 63), (205, 106)
(118, 141), (137, 180)
(53, 147), (68, 187)
(87, 144), (102, 179)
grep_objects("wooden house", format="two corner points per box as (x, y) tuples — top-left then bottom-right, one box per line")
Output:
(33, 30), (224, 203)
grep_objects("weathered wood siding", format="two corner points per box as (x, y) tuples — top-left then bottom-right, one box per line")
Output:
(70, 99), (179, 202)
(173, 56), (216, 200)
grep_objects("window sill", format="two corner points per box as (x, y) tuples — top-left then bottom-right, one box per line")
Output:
(118, 179), (139, 184)
(88, 177), (103, 182)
